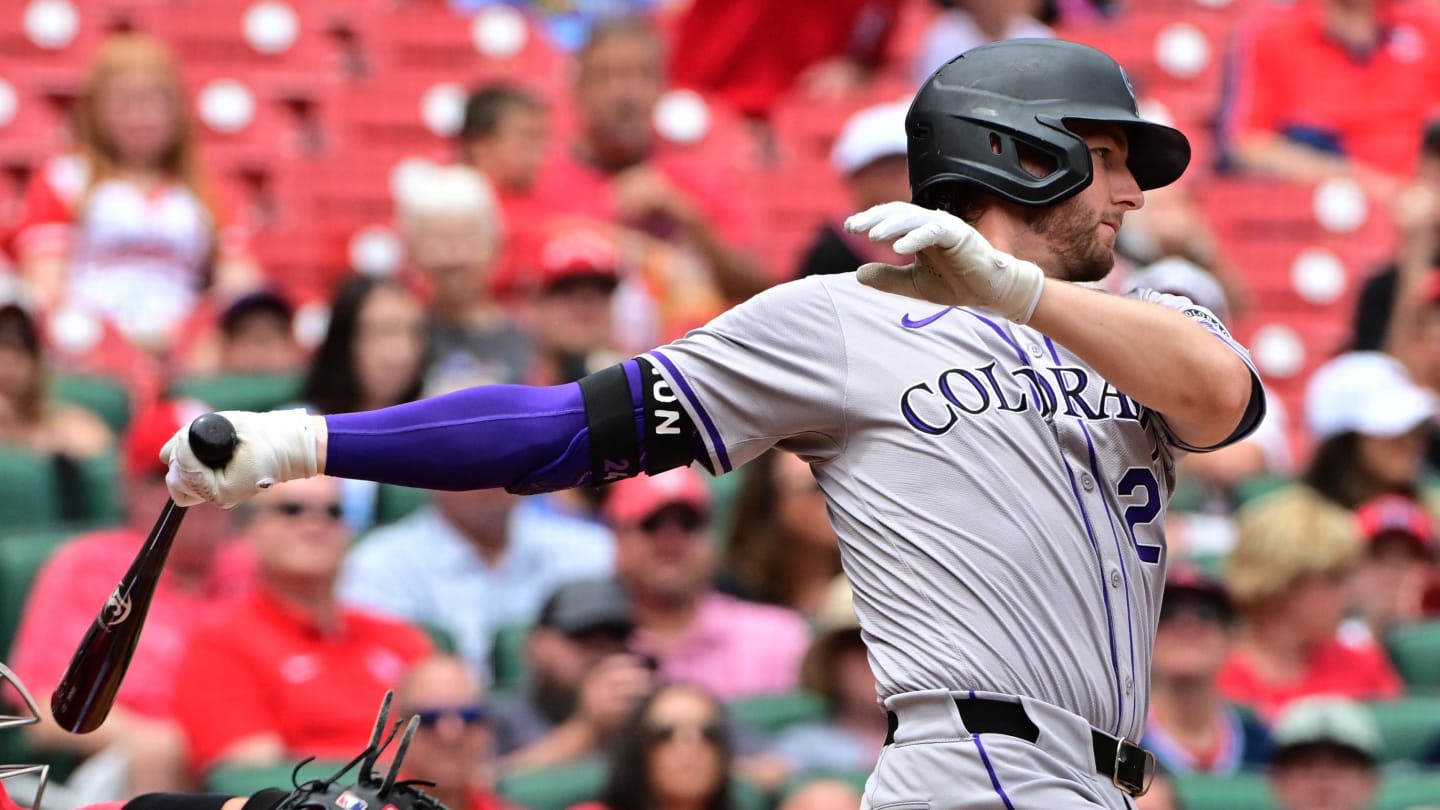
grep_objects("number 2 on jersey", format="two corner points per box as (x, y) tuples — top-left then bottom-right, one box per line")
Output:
(1117, 468), (1163, 564)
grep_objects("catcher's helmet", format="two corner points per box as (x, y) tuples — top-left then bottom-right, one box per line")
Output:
(907, 39), (1191, 208)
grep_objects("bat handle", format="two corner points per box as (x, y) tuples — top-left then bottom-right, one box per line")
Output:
(188, 412), (238, 470)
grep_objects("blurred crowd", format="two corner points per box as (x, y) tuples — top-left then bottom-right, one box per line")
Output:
(4, 1), (1440, 810)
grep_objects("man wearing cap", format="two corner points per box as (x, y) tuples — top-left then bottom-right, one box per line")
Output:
(1267, 698), (1384, 810)
(491, 579), (656, 772)
(206, 289), (303, 376)
(607, 466), (810, 700)
(9, 399), (251, 797)
(1351, 494), (1440, 638)
(1142, 566), (1271, 776)
(795, 101), (913, 280)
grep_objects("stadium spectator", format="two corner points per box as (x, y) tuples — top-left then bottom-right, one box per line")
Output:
(394, 162), (531, 394)
(395, 654), (515, 810)
(523, 226), (625, 386)
(534, 17), (769, 314)
(1267, 698), (1383, 810)
(668, 0), (904, 119)
(719, 450), (841, 618)
(492, 579), (655, 772)
(337, 484), (614, 676)
(297, 276), (428, 532)
(212, 290), (304, 376)
(456, 83), (552, 299)
(5, 32), (260, 354)
(0, 303), (113, 462)
(1220, 0), (1440, 197)
(771, 577), (886, 775)
(1143, 566), (1271, 776)
(607, 467), (810, 700)
(1302, 351), (1437, 511)
(1350, 494), (1438, 638)
(171, 476), (432, 776)
(567, 683), (738, 810)
(794, 101), (911, 281)
(913, 0), (1052, 87)
(1218, 487), (1402, 722)
(9, 399), (249, 797)
(1350, 119), (1440, 363)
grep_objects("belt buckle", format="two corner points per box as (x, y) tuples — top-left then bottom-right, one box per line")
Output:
(1111, 737), (1155, 797)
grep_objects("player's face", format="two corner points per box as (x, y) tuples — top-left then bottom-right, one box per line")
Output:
(1017, 124), (1143, 283)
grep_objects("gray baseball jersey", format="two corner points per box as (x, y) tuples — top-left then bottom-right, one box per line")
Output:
(642, 273), (1262, 742)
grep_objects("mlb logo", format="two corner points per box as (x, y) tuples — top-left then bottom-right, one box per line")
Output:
(335, 791), (368, 810)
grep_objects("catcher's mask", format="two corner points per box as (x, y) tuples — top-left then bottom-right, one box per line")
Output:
(0, 663), (49, 810)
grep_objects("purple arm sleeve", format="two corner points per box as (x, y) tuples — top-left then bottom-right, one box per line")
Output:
(323, 361), (648, 493)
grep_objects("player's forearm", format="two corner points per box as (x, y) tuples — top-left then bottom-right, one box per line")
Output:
(1027, 280), (1253, 447)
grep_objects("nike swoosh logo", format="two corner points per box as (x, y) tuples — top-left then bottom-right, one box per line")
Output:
(900, 308), (955, 329)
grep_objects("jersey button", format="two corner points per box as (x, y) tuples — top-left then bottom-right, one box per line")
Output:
(1081, 473), (1095, 491)
(1125, 677), (1134, 695)
(1027, 344), (1044, 358)
(1109, 569), (1122, 588)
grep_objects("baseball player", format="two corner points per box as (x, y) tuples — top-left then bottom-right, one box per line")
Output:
(163, 40), (1263, 808)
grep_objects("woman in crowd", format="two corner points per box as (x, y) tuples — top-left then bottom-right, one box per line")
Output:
(570, 684), (737, 810)
(7, 32), (259, 356)
(720, 450), (841, 618)
(298, 275), (428, 531)
(0, 303), (113, 462)
(1217, 487), (1402, 722)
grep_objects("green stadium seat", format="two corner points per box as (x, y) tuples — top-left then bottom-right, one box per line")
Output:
(727, 690), (828, 735)
(1385, 621), (1440, 691)
(490, 623), (531, 695)
(1366, 697), (1440, 764)
(496, 758), (606, 810)
(69, 450), (122, 528)
(205, 760), (354, 796)
(497, 760), (768, 810)
(1378, 771), (1440, 810)
(0, 529), (74, 668)
(1234, 474), (1291, 508)
(51, 374), (131, 436)
(171, 373), (303, 413)
(373, 484), (430, 527)
(1172, 772), (1276, 810)
(0, 450), (61, 530)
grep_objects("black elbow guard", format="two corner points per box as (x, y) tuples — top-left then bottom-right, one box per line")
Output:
(578, 358), (702, 485)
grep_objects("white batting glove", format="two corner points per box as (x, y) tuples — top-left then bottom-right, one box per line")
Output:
(160, 409), (320, 509)
(844, 201), (1045, 324)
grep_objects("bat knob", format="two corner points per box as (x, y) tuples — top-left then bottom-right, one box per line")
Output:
(189, 413), (239, 469)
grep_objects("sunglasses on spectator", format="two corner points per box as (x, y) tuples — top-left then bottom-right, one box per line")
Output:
(1158, 599), (1230, 625)
(415, 705), (489, 728)
(638, 506), (709, 534)
(642, 721), (725, 746)
(267, 501), (344, 521)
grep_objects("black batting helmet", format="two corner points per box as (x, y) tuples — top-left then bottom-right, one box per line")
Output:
(907, 39), (1191, 208)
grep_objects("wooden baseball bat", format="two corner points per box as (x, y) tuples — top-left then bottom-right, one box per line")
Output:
(50, 412), (238, 733)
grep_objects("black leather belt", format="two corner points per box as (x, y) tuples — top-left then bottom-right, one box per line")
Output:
(883, 697), (1155, 798)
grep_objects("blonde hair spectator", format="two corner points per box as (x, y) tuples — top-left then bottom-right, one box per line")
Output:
(1226, 487), (1363, 616)
(394, 161), (501, 250)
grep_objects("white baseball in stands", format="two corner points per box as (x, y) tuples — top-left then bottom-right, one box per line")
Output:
(198, 79), (256, 134)
(1155, 23), (1209, 79)
(1312, 177), (1368, 233)
(350, 225), (404, 278)
(47, 306), (102, 355)
(1291, 248), (1346, 305)
(23, 0), (79, 50)
(0, 79), (16, 129)
(1252, 324), (1306, 379)
(421, 82), (466, 137)
(654, 89), (710, 144)
(472, 5), (527, 58)
(293, 301), (331, 352)
(244, 1), (299, 55)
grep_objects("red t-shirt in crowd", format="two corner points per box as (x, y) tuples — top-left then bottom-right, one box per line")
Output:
(8, 529), (254, 719)
(1216, 635), (1403, 722)
(668, 0), (903, 118)
(171, 588), (432, 774)
(1223, 0), (1440, 178)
